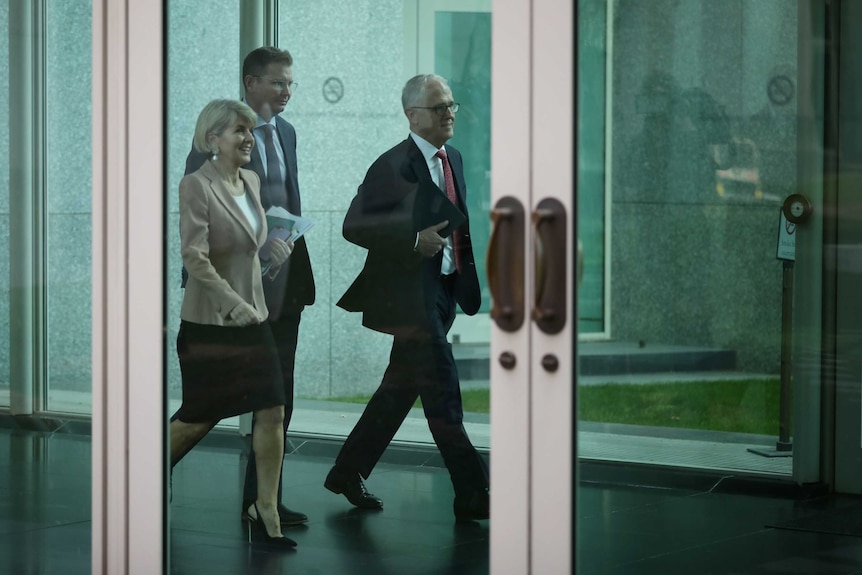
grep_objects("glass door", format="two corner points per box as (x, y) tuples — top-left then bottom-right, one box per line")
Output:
(572, 0), (832, 572)
(574, 0), (825, 479)
(490, 0), (836, 572)
(833, 0), (862, 495)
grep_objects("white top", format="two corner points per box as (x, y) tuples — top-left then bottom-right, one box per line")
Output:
(232, 190), (261, 236)
(410, 132), (456, 275)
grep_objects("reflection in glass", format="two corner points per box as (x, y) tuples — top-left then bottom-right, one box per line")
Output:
(573, 3), (834, 573)
(578, 0), (800, 470)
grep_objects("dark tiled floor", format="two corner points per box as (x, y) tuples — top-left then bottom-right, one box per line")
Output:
(170, 445), (489, 575)
(4, 426), (862, 574)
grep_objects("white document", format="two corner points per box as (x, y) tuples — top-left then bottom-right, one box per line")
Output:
(260, 207), (315, 260)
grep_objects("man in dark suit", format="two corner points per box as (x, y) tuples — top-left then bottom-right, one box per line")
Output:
(181, 46), (315, 527)
(324, 74), (490, 522)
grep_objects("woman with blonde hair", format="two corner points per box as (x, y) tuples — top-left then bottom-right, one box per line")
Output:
(170, 99), (296, 549)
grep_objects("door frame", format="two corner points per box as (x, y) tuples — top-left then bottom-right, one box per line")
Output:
(490, 0), (575, 573)
(92, 0), (165, 572)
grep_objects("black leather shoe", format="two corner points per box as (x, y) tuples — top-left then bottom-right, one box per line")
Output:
(324, 468), (383, 509)
(242, 500), (308, 526)
(453, 489), (489, 522)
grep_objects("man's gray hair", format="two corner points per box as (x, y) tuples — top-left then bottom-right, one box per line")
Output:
(401, 74), (449, 110)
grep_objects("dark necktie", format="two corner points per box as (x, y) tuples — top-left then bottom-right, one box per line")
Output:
(260, 124), (292, 213)
(435, 149), (464, 273)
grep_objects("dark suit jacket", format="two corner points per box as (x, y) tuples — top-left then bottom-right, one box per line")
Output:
(185, 115), (315, 320)
(337, 137), (481, 335)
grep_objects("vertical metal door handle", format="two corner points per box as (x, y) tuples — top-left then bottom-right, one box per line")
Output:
(531, 198), (567, 334)
(486, 196), (525, 332)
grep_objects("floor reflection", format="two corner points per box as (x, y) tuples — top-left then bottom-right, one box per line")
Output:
(169, 436), (490, 574)
(4, 426), (862, 574)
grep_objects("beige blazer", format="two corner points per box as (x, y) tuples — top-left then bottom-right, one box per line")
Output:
(179, 161), (269, 325)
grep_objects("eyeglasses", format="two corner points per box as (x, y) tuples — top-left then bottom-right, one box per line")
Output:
(411, 102), (460, 116)
(254, 76), (297, 92)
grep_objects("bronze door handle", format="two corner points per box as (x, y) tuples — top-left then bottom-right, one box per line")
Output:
(531, 198), (567, 334)
(487, 196), (525, 332)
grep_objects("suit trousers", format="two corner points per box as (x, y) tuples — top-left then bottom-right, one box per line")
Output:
(243, 310), (301, 504)
(334, 274), (489, 498)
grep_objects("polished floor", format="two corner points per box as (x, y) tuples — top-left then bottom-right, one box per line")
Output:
(3, 424), (862, 574)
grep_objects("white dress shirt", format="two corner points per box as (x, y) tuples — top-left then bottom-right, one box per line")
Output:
(409, 132), (456, 275)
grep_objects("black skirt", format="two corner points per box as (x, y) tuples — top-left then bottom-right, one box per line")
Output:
(174, 320), (285, 423)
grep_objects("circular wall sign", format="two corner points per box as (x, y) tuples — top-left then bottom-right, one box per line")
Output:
(322, 77), (344, 104)
(768, 75), (794, 106)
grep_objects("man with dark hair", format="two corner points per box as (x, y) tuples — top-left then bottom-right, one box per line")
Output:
(324, 74), (490, 522)
(181, 46), (315, 527)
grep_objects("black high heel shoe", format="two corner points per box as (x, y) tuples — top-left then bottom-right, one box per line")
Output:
(246, 502), (297, 549)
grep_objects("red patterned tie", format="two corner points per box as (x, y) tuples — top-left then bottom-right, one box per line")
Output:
(435, 149), (463, 273)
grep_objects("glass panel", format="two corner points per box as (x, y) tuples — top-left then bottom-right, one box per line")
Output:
(1, 1), (93, 572)
(0, 2), (8, 407)
(574, 1), (840, 572)
(166, 1), (491, 569)
(831, 0), (862, 493)
(45, 0), (92, 413)
(578, 0), (811, 472)
(578, 0), (607, 335)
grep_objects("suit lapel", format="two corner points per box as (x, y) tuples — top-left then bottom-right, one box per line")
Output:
(406, 138), (431, 182)
(247, 145), (265, 180)
(406, 138), (449, 204)
(200, 161), (258, 245)
(275, 117), (301, 214)
(275, 117), (293, 154)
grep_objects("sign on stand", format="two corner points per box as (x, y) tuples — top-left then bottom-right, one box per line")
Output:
(750, 207), (799, 458)
(776, 210), (796, 262)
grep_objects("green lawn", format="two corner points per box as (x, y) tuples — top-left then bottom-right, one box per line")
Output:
(322, 378), (785, 435)
(579, 378), (785, 435)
